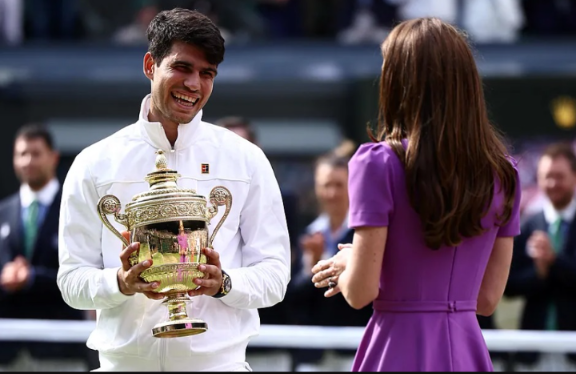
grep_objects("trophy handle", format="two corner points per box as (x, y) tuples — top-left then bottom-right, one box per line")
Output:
(97, 195), (130, 247)
(206, 186), (232, 247)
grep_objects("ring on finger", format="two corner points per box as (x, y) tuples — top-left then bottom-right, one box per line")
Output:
(328, 277), (337, 289)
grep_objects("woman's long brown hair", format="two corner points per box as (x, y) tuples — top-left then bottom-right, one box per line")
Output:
(368, 17), (517, 249)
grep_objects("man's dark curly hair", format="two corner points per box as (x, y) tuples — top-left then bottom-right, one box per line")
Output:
(146, 8), (225, 66)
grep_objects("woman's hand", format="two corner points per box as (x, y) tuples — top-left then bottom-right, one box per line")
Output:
(310, 243), (352, 297)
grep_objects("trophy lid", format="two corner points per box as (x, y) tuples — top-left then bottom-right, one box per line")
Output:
(126, 150), (202, 206)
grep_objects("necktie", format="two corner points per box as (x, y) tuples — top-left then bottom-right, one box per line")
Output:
(546, 216), (565, 330)
(24, 199), (40, 259)
(549, 217), (565, 253)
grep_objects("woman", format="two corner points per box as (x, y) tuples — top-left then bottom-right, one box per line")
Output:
(311, 17), (521, 372)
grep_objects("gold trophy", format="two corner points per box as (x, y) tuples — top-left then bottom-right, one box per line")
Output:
(97, 150), (232, 338)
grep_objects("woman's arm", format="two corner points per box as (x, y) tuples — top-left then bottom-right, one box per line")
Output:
(477, 236), (514, 316)
(337, 226), (388, 310)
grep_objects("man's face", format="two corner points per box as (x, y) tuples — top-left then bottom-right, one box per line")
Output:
(144, 41), (217, 126)
(13, 137), (59, 190)
(315, 163), (349, 216)
(537, 155), (576, 209)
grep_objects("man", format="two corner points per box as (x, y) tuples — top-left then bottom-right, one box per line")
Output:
(0, 124), (88, 371)
(505, 142), (576, 371)
(216, 115), (301, 371)
(57, 9), (291, 371)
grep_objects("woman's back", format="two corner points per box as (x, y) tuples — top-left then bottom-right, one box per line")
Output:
(347, 141), (521, 371)
(322, 16), (522, 372)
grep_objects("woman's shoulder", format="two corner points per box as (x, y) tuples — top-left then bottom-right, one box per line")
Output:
(352, 141), (399, 163)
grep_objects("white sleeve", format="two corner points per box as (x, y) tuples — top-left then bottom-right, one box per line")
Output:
(57, 150), (132, 310)
(220, 148), (291, 309)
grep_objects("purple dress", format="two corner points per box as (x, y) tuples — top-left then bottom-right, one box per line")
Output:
(347, 142), (521, 372)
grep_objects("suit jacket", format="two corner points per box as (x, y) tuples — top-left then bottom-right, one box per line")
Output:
(0, 188), (87, 364)
(505, 211), (576, 364)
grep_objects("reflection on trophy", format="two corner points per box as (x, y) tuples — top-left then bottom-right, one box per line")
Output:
(97, 150), (232, 338)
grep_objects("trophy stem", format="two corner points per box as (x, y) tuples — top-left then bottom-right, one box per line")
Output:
(151, 292), (208, 338)
(166, 292), (189, 321)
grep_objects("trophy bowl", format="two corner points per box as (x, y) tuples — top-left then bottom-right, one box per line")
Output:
(97, 150), (232, 338)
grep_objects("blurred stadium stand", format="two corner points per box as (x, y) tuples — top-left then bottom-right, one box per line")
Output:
(1, 40), (576, 209)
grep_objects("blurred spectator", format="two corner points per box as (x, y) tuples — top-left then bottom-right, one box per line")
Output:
(0, 0), (24, 45)
(522, 0), (576, 36)
(299, 0), (346, 39)
(461, 0), (524, 43)
(505, 142), (576, 371)
(0, 124), (89, 371)
(113, 2), (159, 45)
(288, 140), (373, 372)
(386, 0), (458, 24)
(215, 115), (300, 372)
(256, 0), (301, 39)
(337, 0), (394, 44)
(25, 0), (79, 41)
(386, 0), (525, 44)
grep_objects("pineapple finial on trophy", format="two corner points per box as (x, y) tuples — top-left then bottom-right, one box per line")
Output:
(155, 149), (168, 170)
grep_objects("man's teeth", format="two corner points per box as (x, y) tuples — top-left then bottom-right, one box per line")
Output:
(173, 93), (198, 104)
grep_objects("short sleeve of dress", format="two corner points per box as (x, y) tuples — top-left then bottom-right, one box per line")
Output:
(348, 142), (396, 228)
(497, 158), (522, 237)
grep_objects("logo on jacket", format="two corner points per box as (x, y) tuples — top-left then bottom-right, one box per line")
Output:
(201, 163), (210, 174)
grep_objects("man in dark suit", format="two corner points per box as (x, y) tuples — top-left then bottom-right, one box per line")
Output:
(0, 124), (89, 370)
(505, 142), (576, 371)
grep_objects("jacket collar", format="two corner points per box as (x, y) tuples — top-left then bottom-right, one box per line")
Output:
(137, 94), (203, 151)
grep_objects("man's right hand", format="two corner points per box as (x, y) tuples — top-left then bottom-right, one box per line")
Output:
(117, 231), (164, 300)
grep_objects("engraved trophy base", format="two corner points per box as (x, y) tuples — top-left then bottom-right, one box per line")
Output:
(152, 318), (208, 338)
(152, 292), (208, 338)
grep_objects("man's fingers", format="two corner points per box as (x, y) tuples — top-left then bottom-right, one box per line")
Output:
(198, 263), (220, 276)
(120, 243), (140, 271)
(131, 278), (160, 292)
(121, 231), (131, 248)
(128, 258), (153, 277)
(195, 264), (222, 287)
(203, 247), (221, 268)
(194, 277), (221, 288)
(142, 291), (166, 300)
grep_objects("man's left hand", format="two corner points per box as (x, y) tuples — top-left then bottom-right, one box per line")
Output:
(188, 247), (223, 297)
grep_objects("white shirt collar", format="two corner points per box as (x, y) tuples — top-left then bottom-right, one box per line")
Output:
(137, 94), (203, 152)
(543, 197), (576, 224)
(19, 178), (60, 208)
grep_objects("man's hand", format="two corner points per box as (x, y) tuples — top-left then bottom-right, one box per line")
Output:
(187, 247), (223, 297)
(527, 230), (556, 279)
(1, 256), (31, 292)
(117, 231), (164, 300)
